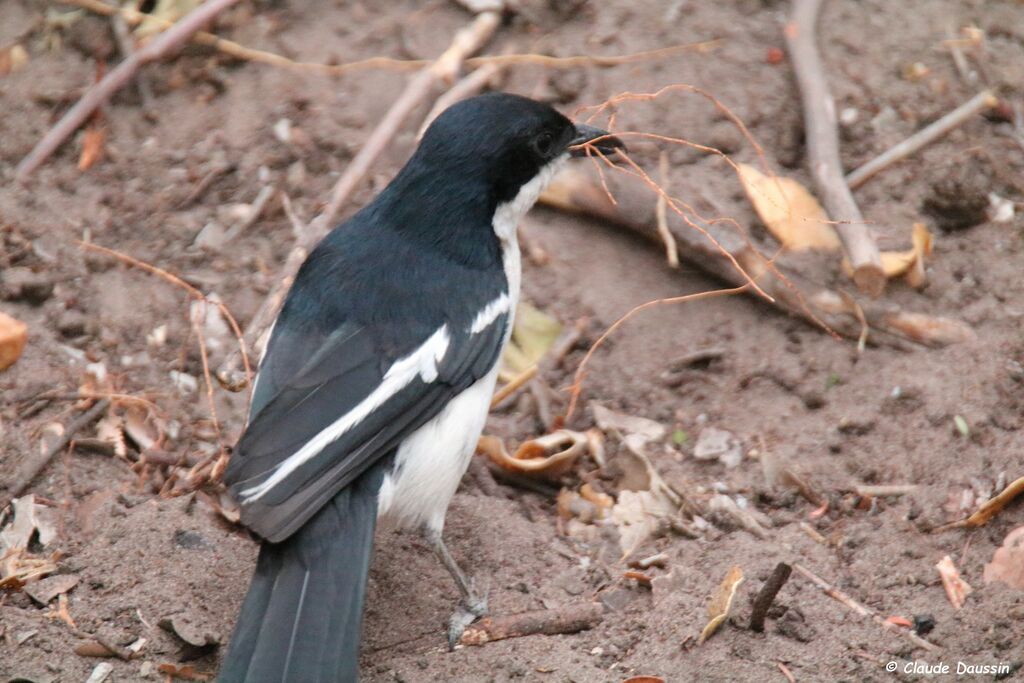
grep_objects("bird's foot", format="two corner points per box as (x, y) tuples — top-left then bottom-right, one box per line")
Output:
(446, 587), (488, 650)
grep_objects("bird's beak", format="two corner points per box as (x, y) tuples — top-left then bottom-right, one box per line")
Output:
(568, 124), (625, 157)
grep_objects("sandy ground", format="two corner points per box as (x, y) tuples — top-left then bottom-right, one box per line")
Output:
(2, 0), (1024, 681)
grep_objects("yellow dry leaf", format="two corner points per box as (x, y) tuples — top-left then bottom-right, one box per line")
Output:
(935, 555), (972, 609)
(0, 311), (28, 371)
(698, 565), (744, 644)
(736, 163), (840, 251)
(477, 430), (586, 480)
(500, 302), (562, 377)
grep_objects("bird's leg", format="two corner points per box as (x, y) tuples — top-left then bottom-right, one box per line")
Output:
(423, 526), (487, 649)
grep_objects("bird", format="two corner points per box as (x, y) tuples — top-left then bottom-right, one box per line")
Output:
(218, 92), (622, 682)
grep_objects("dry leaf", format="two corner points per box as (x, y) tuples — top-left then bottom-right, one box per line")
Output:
(736, 163), (840, 251)
(622, 677), (666, 683)
(156, 663), (214, 681)
(0, 311), (28, 371)
(592, 403), (666, 443)
(96, 412), (127, 458)
(501, 302), (562, 377)
(983, 525), (1024, 589)
(693, 426), (742, 468)
(847, 222), (933, 288)
(698, 565), (745, 644)
(610, 489), (678, 558)
(709, 494), (771, 539)
(0, 43), (29, 76)
(25, 574), (79, 605)
(78, 121), (106, 171)
(124, 404), (162, 452)
(478, 431), (587, 479)
(936, 555), (972, 609)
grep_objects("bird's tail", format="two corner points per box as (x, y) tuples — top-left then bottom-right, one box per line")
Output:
(219, 469), (383, 683)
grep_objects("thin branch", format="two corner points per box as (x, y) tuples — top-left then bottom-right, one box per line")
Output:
(17, 0), (243, 179)
(785, 0), (885, 297)
(846, 90), (997, 189)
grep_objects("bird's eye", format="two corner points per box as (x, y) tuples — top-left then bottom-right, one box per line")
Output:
(533, 132), (554, 157)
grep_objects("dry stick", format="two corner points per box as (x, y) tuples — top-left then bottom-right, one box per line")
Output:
(749, 562), (792, 632)
(785, 0), (885, 298)
(16, 0), (242, 180)
(109, 13), (155, 112)
(459, 603), (604, 646)
(539, 166), (975, 349)
(845, 90), (997, 189)
(792, 563), (940, 652)
(1, 399), (110, 511)
(417, 61), (504, 140)
(65, 0), (718, 77)
(216, 10), (502, 391)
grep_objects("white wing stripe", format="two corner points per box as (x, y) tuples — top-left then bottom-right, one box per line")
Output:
(470, 293), (511, 334)
(238, 324), (451, 502)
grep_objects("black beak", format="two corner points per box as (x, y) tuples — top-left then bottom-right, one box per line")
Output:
(568, 124), (625, 157)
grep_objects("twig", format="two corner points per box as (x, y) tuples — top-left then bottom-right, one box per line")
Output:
(655, 150), (679, 267)
(845, 90), (997, 189)
(785, 0), (885, 297)
(216, 10), (503, 391)
(109, 13), (154, 112)
(792, 563), (939, 651)
(1, 399), (110, 510)
(491, 364), (538, 408)
(17, 0), (243, 179)
(459, 603), (603, 646)
(776, 661), (797, 683)
(540, 166), (975, 349)
(417, 61), (504, 140)
(749, 562), (792, 632)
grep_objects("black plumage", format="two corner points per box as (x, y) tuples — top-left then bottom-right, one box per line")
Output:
(220, 92), (621, 682)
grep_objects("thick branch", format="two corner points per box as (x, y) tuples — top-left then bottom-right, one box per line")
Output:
(785, 0), (885, 297)
(539, 166), (974, 348)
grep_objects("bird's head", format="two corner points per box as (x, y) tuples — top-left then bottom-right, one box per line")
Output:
(414, 92), (623, 208)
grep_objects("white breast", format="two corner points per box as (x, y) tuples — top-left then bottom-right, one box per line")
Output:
(377, 154), (567, 532)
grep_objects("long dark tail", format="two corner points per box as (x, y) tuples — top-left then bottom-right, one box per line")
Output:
(219, 470), (382, 683)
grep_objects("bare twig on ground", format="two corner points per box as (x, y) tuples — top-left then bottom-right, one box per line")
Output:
(109, 13), (155, 112)
(785, 0), (885, 297)
(749, 562), (792, 632)
(655, 150), (679, 267)
(1, 399), (110, 511)
(540, 166), (975, 348)
(490, 365), (538, 408)
(16, 0), (243, 179)
(217, 9), (503, 391)
(792, 563), (939, 652)
(459, 603), (604, 646)
(854, 484), (918, 497)
(845, 90), (997, 189)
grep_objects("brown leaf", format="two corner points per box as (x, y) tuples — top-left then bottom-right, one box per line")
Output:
(78, 121), (106, 171)
(698, 565), (745, 644)
(936, 555), (972, 609)
(984, 525), (1024, 589)
(847, 222), (933, 288)
(622, 677), (666, 683)
(0, 44), (28, 76)
(737, 163), (840, 251)
(478, 431), (587, 479)
(0, 311), (28, 371)
(156, 663), (213, 681)
(610, 489), (678, 558)
(124, 404), (162, 452)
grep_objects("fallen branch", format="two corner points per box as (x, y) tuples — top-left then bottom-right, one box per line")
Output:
(1, 399), (110, 511)
(17, 0), (242, 180)
(845, 90), (997, 189)
(459, 603), (603, 646)
(749, 562), (792, 632)
(793, 563), (939, 652)
(539, 166), (974, 348)
(785, 0), (885, 297)
(216, 9), (503, 391)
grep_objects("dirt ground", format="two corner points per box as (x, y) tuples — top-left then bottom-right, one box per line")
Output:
(2, 0), (1024, 681)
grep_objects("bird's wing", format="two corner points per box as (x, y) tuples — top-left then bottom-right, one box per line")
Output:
(224, 303), (509, 543)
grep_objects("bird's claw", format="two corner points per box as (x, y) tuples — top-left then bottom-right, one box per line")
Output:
(446, 591), (488, 650)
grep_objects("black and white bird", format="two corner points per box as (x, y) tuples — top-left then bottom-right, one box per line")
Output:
(219, 92), (621, 682)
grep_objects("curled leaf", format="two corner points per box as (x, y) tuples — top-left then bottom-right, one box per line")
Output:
(737, 163), (839, 251)
(698, 565), (745, 644)
(478, 430), (587, 479)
